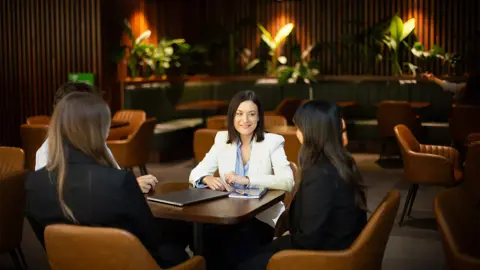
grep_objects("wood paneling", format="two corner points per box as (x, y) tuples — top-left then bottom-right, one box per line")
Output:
(0, 0), (102, 146)
(181, 0), (479, 76)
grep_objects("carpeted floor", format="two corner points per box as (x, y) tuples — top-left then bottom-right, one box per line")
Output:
(0, 154), (447, 270)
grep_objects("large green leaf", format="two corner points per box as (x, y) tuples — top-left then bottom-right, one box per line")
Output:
(258, 24), (273, 44)
(389, 15), (404, 43)
(277, 66), (294, 86)
(301, 44), (315, 60)
(401, 18), (415, 41)
(261, 34), (276, 49)
(245, 59), (260, 71)
(274, 23), (294, 46)
(123, 19), (134, 40)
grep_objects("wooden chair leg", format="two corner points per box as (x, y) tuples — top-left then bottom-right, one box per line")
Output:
(399, 184), (415, 226)
(9, 249), (23, 269)
(16, 248), (28, 269)
(406, 184), (419, 216)
(139, 165), (148, 176)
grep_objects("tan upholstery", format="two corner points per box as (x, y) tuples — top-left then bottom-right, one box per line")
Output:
(449, 105), (480, 145)
(377, 101), (421, 138)
(395, 124), (462, 186)
(44, 224), (205, 270)
(206, 115), (288, 130)
(283, 162), (299, 209)
(20, 124), (49, 170)
(193, 129), (219, 163)
(0, 169), (28, 269)
(107, 118), (157, 174)
(108, 110), (147, 140)
(26, 115), (51, 125)
(394, 124), (463, 225)
(466, 133), (480, 147)
(0, 147), (25, 176)
(270, 129), (301, 165)
(268, 190), (400, 270)
(434, 186), (480, 270)
(265, 98), (303, 125)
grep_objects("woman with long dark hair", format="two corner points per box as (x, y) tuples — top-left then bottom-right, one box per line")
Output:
(238, 100), (367, 269)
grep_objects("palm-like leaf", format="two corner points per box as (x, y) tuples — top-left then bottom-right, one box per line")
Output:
(274, 23), (294, 46)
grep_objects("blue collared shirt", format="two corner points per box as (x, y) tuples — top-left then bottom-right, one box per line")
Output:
(195, 139), (252, 188)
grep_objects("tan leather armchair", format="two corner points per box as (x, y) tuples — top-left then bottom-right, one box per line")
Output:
(394, 124), (463, 226)
(268, 190), (400, 270)
(107, 118), (157, 175)
(0, 147), (25, 176)
(26, 115), (51, 125)
(20, 124), (49, 170)
(282, 162), (299, 209)
(434, 186), (480, 270)
(44, 224), (205, 270)
(0, 147), (28, 269)
(108, 110), (147, 140)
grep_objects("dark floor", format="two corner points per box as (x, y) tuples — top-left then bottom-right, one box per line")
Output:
(0, 154), (447, 270)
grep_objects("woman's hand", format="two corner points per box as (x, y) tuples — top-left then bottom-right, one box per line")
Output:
(137, 175), (158, 193)
(202, 176), (229, 191)
(224, 172), (250, 186)
(421, 72), (435, 81)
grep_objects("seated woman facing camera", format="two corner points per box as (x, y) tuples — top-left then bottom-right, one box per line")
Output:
(189, 90), (294, 269)
(238, 100), (367, 270)
(26, 92), (189, 269)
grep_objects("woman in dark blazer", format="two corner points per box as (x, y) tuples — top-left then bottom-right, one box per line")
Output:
(26, 92), (189, 269)
(238, 100), (368, 269)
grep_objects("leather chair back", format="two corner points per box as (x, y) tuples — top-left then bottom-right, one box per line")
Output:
(20, 124), (49, 170)
(26, 115), (51, 125)
(113, 110), (147, 137)
(395, 124), (461, 186)
(206, 116), (227, 130)
(193, 129), (218, 163)
(0, 170), (28, 254)
(434, 186), (480, 270)
(0, 147), (25, 176)
(377, 101), (420, 138)
(268, 190), (400, 270)
(107, 118), (157, 168)
(264, 115), (288, 129)
(272, 99), (303, 125)
(45, 224), (205, 270)
(282, 162), (299, 208)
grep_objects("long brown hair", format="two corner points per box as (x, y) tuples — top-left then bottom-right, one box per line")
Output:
(293, 100), (367, 211)
(46, 92), (117, 222)
(226, 90), (265, 144)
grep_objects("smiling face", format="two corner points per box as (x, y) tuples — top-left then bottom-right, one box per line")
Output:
(234, 100), (259, 137)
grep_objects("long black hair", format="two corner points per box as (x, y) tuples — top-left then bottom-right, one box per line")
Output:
(293, 100), (367, 211)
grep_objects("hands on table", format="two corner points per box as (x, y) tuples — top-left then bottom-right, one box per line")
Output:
(202, 171), (250, 191)
(137, 174), (158, 193)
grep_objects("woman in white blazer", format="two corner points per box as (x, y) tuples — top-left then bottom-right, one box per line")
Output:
(189, 90), (294, 270)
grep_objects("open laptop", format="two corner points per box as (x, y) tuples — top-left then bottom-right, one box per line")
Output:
(147, 188), (230, 207)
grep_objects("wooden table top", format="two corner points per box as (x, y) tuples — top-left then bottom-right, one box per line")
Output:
(176, 100), (229, 111)
(148, 189), (285, 224)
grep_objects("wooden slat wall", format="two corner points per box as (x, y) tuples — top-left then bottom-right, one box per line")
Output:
(0, 0), (102, 146)
(191, 0), (480, 75)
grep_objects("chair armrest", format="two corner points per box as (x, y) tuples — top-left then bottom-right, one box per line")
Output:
(171, 256), (205, 270)
(267, 250), (351, 270)
(420, 144), (461, 171)
(404, 151), (458, 186)
(265, 111), (279, 116)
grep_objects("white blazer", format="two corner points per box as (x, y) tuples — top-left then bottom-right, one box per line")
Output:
(189, 131), (294, 228)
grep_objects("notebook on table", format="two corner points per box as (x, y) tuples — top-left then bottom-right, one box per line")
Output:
(228, 185), (268, 199)
(147, 188), (229, 207)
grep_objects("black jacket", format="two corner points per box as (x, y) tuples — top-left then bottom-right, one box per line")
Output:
(272, 156), (367, 251)
(25, 145), (159, 252)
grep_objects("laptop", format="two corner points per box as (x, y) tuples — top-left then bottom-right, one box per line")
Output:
(147, 188), (230, 207)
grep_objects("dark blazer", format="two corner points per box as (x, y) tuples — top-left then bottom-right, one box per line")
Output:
(25, 145), (160, 252)
(271, 155), (367, 251)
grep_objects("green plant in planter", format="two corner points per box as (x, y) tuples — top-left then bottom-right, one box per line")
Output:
(382, 15), (415, 75)
(277, 45), (320, 100)
(410, 42), (460, 75)
(153, 38), (190, 76)
(245, 23), (294, 75)
(117, 19), (155, 78)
